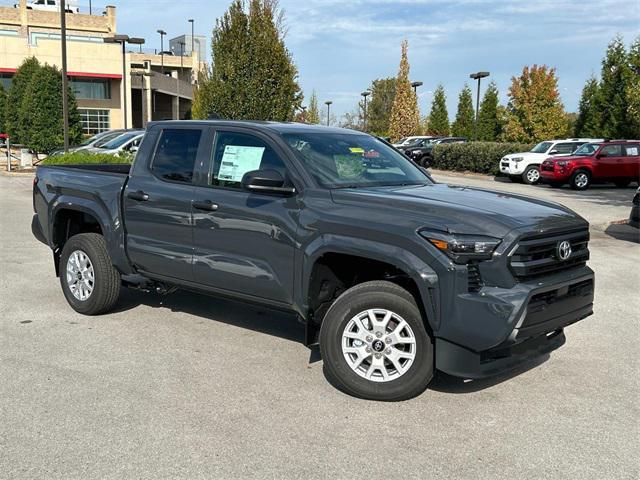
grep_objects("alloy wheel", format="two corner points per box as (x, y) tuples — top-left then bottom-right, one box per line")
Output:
(66, 250), (95, 301)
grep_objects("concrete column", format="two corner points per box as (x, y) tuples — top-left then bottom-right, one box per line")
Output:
(171, 95), (179, 120)
(142, 76), (152, 127)
(105, 6), (116, 33)
(19, 0), (27, 34)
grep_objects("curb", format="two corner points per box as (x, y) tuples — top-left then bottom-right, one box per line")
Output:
(0, 169), (35, 177)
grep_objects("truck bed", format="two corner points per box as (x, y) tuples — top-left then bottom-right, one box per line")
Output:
(41, 163), (132, 175)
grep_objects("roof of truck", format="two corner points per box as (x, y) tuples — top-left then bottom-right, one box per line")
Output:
(148, 120), (362, 135)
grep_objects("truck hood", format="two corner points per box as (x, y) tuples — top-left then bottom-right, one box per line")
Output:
(331, 183), (586, 237)
(542, 154), (593, 163)
(502, 152), (547, 160)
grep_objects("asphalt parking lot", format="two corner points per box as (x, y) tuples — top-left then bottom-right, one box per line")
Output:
(0, 172), (638, 479)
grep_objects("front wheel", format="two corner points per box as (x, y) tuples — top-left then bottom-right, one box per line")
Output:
(570, 169), (591, 190)
(319, 281), (434, 401)
(59, 233), (120, 315)
(522, 165), (541, 185)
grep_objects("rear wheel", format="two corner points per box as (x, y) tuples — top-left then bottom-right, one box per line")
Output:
(570, 170), (591, 190)
(522, 165), (541, 185)
(319, 281), (433, 401)
(59, 233), (120, 315)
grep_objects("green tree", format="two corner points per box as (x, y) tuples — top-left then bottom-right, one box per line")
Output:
(428, 84), (450, 135)
(598, 35), (633, 138)
(388, 40), (420, 142)
(192, 0), (301, 121)
(503, 64), (568, 142)
(451, 84), (475, 138)
(19, 64), (82, 155)
(6, 57), (41, 143)
(626, 36), (640, 137)
(574, 75), (602, 137)
(477, 81), (501, 141)
(307, 90), (320, 124)
(0, 85), (6, 135)
(366, 77), (396, 135)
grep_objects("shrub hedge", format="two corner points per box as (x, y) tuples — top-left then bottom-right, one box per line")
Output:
(40, 151), (133, 166)
(430, 141), (535, 176)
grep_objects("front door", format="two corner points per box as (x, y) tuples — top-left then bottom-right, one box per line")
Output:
(191, 129), (299, 305)
(124, 127), (205, 281)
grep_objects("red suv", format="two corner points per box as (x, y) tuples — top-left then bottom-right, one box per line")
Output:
(540, 141), (640, 190)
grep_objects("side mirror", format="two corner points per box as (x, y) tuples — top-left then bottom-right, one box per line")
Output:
(596, 153), (605, 159)
(241, 169), (295, 194)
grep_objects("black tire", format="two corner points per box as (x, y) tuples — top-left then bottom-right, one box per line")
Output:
(614, 180), (630, 188)
(59, 233), (120, 315)
(319, 281), (434, 401)
(570, 169), (591, 191)
(522, 165), (541, 185)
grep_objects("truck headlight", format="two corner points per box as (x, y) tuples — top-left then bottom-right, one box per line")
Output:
(512, 157), (524, 162)
(419, 230), (501, 264)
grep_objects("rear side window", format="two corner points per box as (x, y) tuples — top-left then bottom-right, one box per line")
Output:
(210, 131), (287, 189)
(624, 144), (639, 156)
(151, 128), (202, 183)
(553, 143), (576, 154)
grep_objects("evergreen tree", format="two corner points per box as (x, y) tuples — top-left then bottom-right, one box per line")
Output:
(503, 64), (568, 142)
(388, 40), (420, 142)
(367, 77), (396, 136)
(574, 75), (602, 137)
(451, 84), (475, 138)
(0, 85), (6, 136)
(626, 36), (640, 137)
(477, 81), (501, 141)
(6, 57), (41, 143)
(428, 84), (450, 135)
(598, 35), (632, 138)
(307, 90), (320, 124)
(19, 64), (82, 155)
(192, 0), (301, 121)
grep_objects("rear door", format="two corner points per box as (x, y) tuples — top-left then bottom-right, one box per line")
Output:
(124, 126), (206, 281)
(191, 128), (300, 305)
(622, 143), (640, 179)
(594, 144), (624, 178)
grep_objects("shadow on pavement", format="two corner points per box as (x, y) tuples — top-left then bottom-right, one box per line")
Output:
(526, 182), (637, 208)
(604, 223), (640, 244)
(114, 287), (305, 343)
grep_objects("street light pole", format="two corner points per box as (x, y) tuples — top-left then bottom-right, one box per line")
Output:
(469, 71), (490, 141)
(360, 91), (370, 131)
(60, 0), (69, 152)
(325, 101), (332, 126)
(411, 81), (423, 96)
(157, 29), (166, 74)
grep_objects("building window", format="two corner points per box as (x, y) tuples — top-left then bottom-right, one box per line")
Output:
(0, 73), (13, 91)
(78, 109), (110, 135)
(70, 77), (111, 100)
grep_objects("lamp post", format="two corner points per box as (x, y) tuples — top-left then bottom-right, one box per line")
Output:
(157, 29), (167, 74)
(469, 71), (490, 140)
(360, 91), (370, 131)
(188, 19), (195, 57)
(411, 81), (423, 96)
(60, 0), (69, 152)
(325, 101), (332, 126)
(104, 35), (146, 130)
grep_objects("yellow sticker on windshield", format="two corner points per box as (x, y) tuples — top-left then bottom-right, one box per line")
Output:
(349, 147), (364, 154)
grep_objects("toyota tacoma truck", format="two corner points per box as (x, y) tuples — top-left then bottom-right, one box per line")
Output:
(32, 121), (595, 401)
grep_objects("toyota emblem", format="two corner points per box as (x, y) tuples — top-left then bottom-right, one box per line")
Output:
(557, 241), (572, 261)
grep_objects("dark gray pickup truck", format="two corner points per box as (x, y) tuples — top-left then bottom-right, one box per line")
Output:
(32, 120), (595, 401)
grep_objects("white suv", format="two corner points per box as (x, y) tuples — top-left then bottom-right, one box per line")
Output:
(17, 1), (80, 13)
(500, 139), (602, 184)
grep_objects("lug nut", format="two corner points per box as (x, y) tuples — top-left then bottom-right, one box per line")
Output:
(375, 353), (382, 359)
(365, 347), (371, 353)
(366, 335), (373, 342)
(385, 348), (391, 355)
(375, 332), (382, 338)
(385, 337), (392, 344)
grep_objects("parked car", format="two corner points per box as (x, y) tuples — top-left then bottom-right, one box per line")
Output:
(85, 131), (144, 155)
(0, 132), (7, 145)
(405, 137), (467, 166)
(32, 120), (595, 401)
(630, 187), (640, 228)
(16, 0), (80, 13)
(500, 139), (601, 184)
(49, 130), (129, 156)
(395, 136), (441, 154)
(540, 140), (640, 190)
(392, 136), (430, 148)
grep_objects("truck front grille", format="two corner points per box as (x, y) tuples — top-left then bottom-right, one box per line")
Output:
(509, 227), (590, 281)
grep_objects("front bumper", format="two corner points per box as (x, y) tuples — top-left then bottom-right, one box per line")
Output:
(499, 159), (524, 175)
(435, 269), (594, 379)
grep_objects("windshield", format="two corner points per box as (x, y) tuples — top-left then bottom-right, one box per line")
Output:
(573, 143), (601, 156)
(99, 132), (140, 149)
(92, 131), (124, 148)
(282, 132), (432, 189)
(530, 142), (553, 153)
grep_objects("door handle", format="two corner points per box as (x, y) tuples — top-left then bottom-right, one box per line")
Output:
(127, 190), (149, 201)
(192, 200), (219, 212)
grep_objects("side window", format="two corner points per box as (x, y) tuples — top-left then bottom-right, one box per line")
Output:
(600, 144), (622, 157)
(211, 131), (287, 189)
(151, 128), (202, 183)
(624, 144), (639, 156)
(553, 143), (575, 154)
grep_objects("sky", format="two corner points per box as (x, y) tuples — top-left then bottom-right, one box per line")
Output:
(106, 0), (639, 118)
